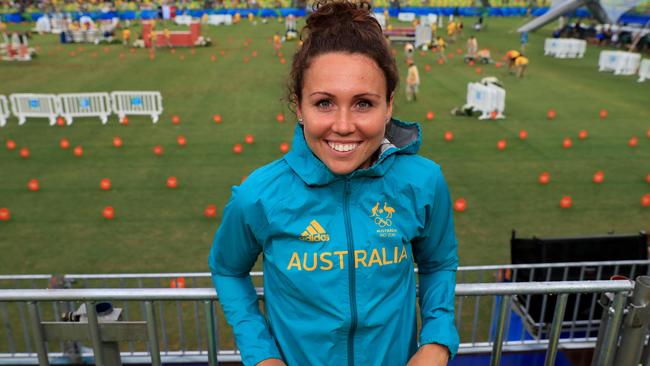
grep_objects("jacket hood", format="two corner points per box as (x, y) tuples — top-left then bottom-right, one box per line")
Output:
(284, 118), (422, 186)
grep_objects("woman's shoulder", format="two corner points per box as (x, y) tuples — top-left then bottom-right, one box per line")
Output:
(238, 158), (292, 190)
(232, 158), (297, 206)
(391, 154), (446, 185)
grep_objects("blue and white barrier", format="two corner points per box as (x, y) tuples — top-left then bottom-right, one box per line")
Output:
(9, 93), (61, 126)
(0, 95), (9, 127)
(206, 14), (233, 26)
(544, 38), (586, 59)
(0, 91), (163, 127)
(110, 91), (163, 124)
(599, 50), (641, 76)
(59, 92), (112, 125)
(467, 82), (506, 120)
(638, 59), (650, 82)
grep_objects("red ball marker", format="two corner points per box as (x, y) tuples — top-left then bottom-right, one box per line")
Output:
(560, 196), (572, 209)
(100, 178), (111, 190)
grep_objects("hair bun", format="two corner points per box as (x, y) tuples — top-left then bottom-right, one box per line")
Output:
(306, 0), (376, 37)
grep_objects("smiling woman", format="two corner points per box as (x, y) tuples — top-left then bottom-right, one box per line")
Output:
(298, 52), (391, 175)
(208, 1), (459, 366)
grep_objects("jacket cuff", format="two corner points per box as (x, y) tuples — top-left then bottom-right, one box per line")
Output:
(419, 315), (460, 359)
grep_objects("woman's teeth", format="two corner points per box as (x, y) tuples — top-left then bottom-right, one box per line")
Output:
(328, 142), (359, 152)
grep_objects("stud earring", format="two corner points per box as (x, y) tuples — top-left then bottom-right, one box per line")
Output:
(298, 117), (304, 123)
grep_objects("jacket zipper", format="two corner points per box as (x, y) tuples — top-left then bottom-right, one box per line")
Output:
(343, 178), (357, 366)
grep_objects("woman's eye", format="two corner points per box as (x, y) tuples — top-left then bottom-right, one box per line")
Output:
(357, 100), (372, 109)
(316, 99), (332, 109)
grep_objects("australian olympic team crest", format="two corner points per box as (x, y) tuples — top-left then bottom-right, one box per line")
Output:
(370, 202), (398, 238)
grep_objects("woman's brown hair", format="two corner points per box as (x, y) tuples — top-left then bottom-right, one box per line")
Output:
(288, 0), (398, 110)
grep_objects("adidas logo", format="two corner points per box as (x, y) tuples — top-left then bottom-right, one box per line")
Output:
(299, 220), (330, 242)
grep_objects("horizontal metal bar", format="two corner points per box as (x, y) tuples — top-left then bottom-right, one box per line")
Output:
(0, 339), (600, 365)
(4, 259), (648, 282)
(41, 322), (148, 342)
(458, 260), (650, 272)
(0, 275), (52, 281)
(0, 281), (634, 302)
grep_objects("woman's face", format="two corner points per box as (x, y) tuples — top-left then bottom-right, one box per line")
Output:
(297, 52), (393, 175)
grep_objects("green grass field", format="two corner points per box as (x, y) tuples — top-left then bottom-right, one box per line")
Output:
(0, 17), (649, 275)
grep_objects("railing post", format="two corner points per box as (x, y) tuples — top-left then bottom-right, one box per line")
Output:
(593, 291), (627, 366)
(27, 302), (49, 366)
(614, 276), (650, 366)
(85, 301), (104, 366)
(544, 293), (568, 366)
(490, 295), (510, 366)
(145, 301), (162, 366)
(205, 300), (219, 366)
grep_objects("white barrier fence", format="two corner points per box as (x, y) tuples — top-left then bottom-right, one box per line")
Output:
(544, 38), (586, 58)
(174, 14), (194, 26)
(638, 59), (650, 82)
(467, 82), (506, 120)
(0, 91), (163, 126)
(111, 91), (163, 123)
(9, 93), (61, 126)
(415, 24), (432, 47)
(59, 92), (112, 125)
(599, 51), (641, 76)
(397, 12), (416, 22)
(0, 95), (9, 127)
(206, 14), (233, 26)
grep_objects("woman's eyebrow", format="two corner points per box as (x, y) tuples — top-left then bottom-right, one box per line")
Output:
(309, 91), (334, 97)
(308, 91), (381, 98)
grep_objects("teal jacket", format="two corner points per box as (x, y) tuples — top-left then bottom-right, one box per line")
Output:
(209, 120), (459, 366)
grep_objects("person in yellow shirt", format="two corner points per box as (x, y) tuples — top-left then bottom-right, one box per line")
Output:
(273, 32), (281, 54)
(150, 30), (158, 48)
(506, 49), (520, 71)
(405, 59), (420, 102)
(447, 20), (456, 42)
(515, 55), (529, 78)
(163, 27), (171, 47)
(122, 28), (131, 46)
(436, 36), (447, 62)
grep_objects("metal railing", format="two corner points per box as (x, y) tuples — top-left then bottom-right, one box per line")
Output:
(0, 279), (643, 366)
(2, 261), (649, 364)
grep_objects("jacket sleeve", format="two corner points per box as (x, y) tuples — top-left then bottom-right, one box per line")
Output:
(208, 186), (283, 366)
(411, 168), (460, 358)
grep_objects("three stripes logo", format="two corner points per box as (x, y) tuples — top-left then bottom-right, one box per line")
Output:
(299, 220), (330, 242)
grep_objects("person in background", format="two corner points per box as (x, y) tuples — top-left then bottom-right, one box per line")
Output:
(122, 27), (131, 46)
(404, 42), (414, 64)
(447, 19), (456, 42)
(520, 31), (528, 53)
(515, 54), (529, 78)
(273, 31), (281, 55)
(406, 58), (420, 102)
(466, 35), (478, 57)
(436, 35), (447, 62)
(506, 49), (520, 72)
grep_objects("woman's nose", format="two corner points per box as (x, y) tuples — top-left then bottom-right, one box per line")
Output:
(331, 110), (355, 135)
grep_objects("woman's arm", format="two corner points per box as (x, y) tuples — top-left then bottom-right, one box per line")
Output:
(410, 166), (460, 362)
(209, 186), (284, 366)
(406, 343), (449, 366)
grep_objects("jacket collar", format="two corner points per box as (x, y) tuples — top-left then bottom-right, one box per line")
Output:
(284, 118), (422, 186)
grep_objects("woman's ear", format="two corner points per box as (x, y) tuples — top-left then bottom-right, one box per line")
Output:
(295, 96), (303, 124)
(386, 93), (395, 123)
